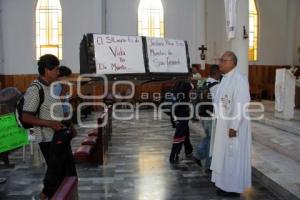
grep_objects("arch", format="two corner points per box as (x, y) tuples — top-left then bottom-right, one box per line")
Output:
(36, 0), (62, 59)
(138, 0), (164, 38)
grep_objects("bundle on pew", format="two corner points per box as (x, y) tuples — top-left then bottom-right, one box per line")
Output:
(74, 106), (112, 165)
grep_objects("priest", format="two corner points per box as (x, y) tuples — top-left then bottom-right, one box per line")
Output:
(210, 51), (252, 197)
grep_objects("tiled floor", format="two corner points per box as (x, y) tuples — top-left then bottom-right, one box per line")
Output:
(0, 110), (279, 200)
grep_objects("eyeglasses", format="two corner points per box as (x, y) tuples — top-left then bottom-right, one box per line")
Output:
(219, 58), (233, 63)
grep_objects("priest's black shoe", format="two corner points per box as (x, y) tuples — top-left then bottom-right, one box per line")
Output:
(216, 188), (240, 197)
(205, 169), (212, 175)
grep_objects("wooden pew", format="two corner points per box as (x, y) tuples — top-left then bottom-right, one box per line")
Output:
(248, 65), (300, 100)
(51, 176), (78, 200)
(74, 106), (112, 165)
(95, 107), (112, 165)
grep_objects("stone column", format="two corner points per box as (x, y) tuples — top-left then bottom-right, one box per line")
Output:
(230, 0), (249, 77)
(286, 0), (300, 66)
(195, 0), (206, 70)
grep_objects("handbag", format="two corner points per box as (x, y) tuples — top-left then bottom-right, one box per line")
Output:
(53, 128), (72, 144)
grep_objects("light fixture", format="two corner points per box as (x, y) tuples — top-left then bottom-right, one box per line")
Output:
(243, 26), (248, 39)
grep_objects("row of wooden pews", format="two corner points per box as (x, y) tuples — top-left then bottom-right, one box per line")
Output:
(73, 106), (112, 165)
(51, 107), (113, 200)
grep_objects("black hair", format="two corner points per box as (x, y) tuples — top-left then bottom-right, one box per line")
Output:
(231, 53), (238, 66)
(58, 66), (72, 77)
(210, 64), (220, 77)
(174, 81), (192, 102)
(37, 54), (60, 75)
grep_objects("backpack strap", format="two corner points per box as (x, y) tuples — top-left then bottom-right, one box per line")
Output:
(30, 81), (45, 115)
(207, 81), (219, 89)
(15, 81), (45, 129)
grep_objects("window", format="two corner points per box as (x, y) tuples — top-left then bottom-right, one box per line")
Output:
(36, 0), (62, 60)
(138, 0), (164, 38)
(249, 0), (258, 61)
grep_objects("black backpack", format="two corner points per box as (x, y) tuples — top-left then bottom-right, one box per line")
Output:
(197, 81), (218, 117)
(15, 81), (44, 129)
(173, 81), (192, 118)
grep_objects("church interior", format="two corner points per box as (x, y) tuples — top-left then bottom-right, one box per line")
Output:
(0, 0), (300, 199)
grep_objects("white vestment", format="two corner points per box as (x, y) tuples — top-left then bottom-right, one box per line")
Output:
(210, 68), (252, 193)
(205, 77), (219, 157)
(224, 0), (238, 40)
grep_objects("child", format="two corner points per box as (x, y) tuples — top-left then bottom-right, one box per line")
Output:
(169, 81), (193, 163)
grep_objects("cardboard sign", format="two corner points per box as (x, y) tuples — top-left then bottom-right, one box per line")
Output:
(146, 37), (189, 73)
(0, 113), (28, 153)
(93, 34), (146, 74)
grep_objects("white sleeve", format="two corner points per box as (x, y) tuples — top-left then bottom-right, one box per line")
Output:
(229, 78), (250, 131)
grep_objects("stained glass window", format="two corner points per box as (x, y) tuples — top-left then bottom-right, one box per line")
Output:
(249, 0), (258, 61)
(36, 0), (62, 60)
(138, 0), (164, 38)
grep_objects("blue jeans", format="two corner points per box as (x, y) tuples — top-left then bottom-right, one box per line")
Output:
(195, 119), (212, 168)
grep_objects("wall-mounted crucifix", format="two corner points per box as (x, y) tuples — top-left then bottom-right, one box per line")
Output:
(198, 45), (207, 60)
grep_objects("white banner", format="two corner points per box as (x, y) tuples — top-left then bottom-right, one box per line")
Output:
(224, 0), (238, 40)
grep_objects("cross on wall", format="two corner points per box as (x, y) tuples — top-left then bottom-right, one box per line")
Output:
(198, 45), (207, 60)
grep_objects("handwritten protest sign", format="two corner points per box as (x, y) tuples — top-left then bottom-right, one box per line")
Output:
(146, 37), (189, 73)
(93, 34), (146, 74)
(0, 113), (28, 153)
